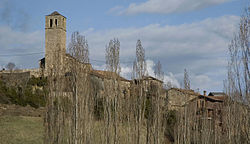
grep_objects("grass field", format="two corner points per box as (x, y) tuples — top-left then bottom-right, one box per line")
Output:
(0, 116), (44, 144)
(0, 115), (167, 144)
(0, 115), (148, 144)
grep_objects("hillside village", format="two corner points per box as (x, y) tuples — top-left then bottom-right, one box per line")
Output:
(0, 11), (226, 121)
(0, 11), (244, 144)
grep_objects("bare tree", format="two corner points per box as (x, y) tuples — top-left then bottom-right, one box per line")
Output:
(45, 43), (69, 144)
(224, 6), (250, 144)
(154, 60), (164, 81)
(132, 40), (148, 144)
(68, 31), (89, 63)
(6, 62), (15, 71)
(184, 69), (190, 90)
(152, 60), (165, 143)
(133, 40), (147, 79)
(45, 31), (92, 144)
(106, 39), (120, 74)
(68, 31), (92, 144)
(166, 81), (173, 89)
(104, 38), (121, 144)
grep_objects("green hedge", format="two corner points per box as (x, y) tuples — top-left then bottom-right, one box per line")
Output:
(0, 77), (47, 108)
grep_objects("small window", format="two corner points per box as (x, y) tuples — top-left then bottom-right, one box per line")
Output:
(55, 19), (58, 26)
(50, 19), (53, 27)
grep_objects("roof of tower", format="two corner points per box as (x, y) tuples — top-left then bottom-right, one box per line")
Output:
(47, 11), (66, 18)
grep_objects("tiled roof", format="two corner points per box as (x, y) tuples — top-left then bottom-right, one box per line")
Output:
(90, 70), (130, 82)
(65, 53), (91, 66)
(168, 88), (200, 96)
(185, 95), (226, 105)
(65, 53), (129, 82)
(204, 95), (226, 101)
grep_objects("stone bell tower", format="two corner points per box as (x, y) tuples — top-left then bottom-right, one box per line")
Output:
(45, 11), (66, 75)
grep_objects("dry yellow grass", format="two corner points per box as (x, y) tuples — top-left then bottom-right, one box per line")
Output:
(0, 116), (163, 144)
(0, 116), (44, 144)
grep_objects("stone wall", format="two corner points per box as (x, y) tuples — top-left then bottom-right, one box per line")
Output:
(0, 71), (30, 87)
(0, 68), (42, 77)
(0, 68), (43, 87)
(167, 88), (199, 110)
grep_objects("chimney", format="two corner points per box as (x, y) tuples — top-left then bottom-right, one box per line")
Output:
(203, 90), (207, 96)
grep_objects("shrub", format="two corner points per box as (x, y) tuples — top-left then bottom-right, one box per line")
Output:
(0, 77), (47, 108)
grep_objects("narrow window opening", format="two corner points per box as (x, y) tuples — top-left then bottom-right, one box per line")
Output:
(55, 19), (58, 26)
(50, 19), (53, 27)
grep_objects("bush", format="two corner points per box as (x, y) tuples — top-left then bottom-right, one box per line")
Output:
(0, 77), (47, 108)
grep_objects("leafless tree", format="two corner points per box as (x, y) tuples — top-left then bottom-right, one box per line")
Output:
(131, 40), (148, 144)
(68, 31), (92, 144)
(133, 40), (147, 79)
(106, 39), (120, 74)
(104, 38), (121, 144)
(68, 31), (89, 63)
(6, 62), (15, 71)
(45, 43), (69, 144)
(184, 69), (190, 90)
(152, 60), (165, 143)
(45, 31), (92, 144)
(166, 81), (173, 89)
(224, 6), (250, 144)
(154, 60), (164, 81)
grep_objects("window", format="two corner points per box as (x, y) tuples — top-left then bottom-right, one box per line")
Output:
(55, 19), (58, 26)
(50, 19), (53, 27)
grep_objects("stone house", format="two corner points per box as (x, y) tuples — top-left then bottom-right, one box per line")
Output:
(90, 70), (131, 99)
(188, 94), (225, 121)
(167, 87), (227, 132)
(166, 88), (200, 110)
(180, 91), (226, 136)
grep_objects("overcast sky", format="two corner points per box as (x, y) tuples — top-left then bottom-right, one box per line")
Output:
(0, 0), (247, 92)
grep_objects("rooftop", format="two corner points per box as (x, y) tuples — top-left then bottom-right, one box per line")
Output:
(47, 11), (66, 18)
(168, 88), (200, 96)
(90, 70), (130, 82)
(201, 95), (226, 102)
(208, 92), (226, 97)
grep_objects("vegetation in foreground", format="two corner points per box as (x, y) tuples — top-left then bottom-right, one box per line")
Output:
(0, 76), (46, 108)
(0, 116), (44, 144)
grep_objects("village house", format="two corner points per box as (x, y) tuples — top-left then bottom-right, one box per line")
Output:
(166, 88), (226, 133)
(166, 88), (200, 110)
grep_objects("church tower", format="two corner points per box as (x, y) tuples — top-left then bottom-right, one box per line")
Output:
(45, 11), (66, 75)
